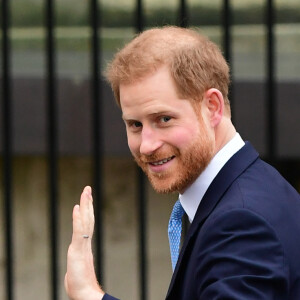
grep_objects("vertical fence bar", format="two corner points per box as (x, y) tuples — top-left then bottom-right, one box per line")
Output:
(223, 0), (232, 65)
(178, 0), (188, 28)
(178, 0), (190, 237)
(266, 0), (276, 161)
(135, 2), (147, 300)
(136, 0), (143, 32)
(45, 0), (59, 299)
(222, 0), (234, 122)
(1, 0), (14, 299)
(137, 167), (147, 300)
(90, 0), (104, 284)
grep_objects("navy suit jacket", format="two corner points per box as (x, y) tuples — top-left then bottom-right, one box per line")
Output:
(104, 142), (300, 300)
(166, 142), (300, 299)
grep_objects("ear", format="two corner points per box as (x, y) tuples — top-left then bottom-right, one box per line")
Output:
(202, 88), (224, 128)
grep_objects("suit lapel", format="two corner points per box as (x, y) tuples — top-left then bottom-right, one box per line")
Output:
(166, 142), (259, 298)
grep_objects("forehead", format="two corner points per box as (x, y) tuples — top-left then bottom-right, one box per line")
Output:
(120, 67), (181, 115)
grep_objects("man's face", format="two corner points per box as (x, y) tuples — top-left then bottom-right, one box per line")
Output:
(120, 66), (215, 194)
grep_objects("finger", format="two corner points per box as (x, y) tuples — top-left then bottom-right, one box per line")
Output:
(80, 186), (92, 237)
(87, 187), (95, 237)
(64, 273), (69, 295)
(81, 186), (94, 238)
(71, 204), (83, 245)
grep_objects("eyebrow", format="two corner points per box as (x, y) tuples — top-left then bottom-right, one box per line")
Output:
(122, 110), (178, 122)
(149, 111), (173, 117)
(122, 116), (137, 126)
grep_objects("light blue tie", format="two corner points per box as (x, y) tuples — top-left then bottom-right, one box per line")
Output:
(168, 200), (184, 271)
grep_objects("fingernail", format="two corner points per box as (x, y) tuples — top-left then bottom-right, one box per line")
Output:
(74, 204), (80, 213)
(85, 186), (91, 195)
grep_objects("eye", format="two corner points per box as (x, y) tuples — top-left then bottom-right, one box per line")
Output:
(133, 121), (142, 128)
(124, 119), (143, 132)
(161, 116), (171, 123)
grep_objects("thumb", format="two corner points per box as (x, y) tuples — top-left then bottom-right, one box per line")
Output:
(64, 273), (69, 296)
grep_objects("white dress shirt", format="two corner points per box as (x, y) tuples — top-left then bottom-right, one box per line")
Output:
(179, 133), (245, 223)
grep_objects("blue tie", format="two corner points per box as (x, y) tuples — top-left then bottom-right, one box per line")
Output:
(168, 200), (184, 271)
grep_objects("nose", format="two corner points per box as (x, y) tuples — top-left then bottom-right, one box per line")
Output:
(139, 126), (163, 155)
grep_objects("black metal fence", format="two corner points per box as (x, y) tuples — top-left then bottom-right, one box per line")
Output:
(1, 0), (300, 300)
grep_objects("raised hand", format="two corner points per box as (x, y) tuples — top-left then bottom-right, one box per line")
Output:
(65, 186), (105, 300)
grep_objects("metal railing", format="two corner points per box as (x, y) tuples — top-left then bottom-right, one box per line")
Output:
(1, 0), (299, 300)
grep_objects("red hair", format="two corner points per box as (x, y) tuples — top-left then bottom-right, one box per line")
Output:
(105, 26), (230, 110)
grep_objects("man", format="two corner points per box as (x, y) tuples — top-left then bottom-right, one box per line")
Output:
(65, 26), (300, 300)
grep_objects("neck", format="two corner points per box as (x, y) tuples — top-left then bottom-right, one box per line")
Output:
(214, 118), (236, 156)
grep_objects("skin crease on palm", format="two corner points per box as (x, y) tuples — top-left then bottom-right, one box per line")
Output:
(64, 65), (236, 300)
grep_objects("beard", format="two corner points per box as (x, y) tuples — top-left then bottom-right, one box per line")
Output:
(133, 119), (215, 194)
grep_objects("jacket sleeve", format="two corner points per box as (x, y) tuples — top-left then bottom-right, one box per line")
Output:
(196, 209), (289, 299)
(103, 293), (120, 300)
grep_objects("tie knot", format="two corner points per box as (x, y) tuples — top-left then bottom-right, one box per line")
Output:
(171, 200), (184, 220)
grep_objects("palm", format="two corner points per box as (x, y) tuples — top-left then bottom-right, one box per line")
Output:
(65, 186), (104, 300)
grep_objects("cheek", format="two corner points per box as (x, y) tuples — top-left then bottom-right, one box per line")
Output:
(127, 134), (140, 155)
(169, 126), (200, 148)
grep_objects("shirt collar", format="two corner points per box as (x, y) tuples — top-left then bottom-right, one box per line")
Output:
(179, 133), (245, 222)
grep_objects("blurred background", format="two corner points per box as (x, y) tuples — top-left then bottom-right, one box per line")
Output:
(1, 0), (300, 299)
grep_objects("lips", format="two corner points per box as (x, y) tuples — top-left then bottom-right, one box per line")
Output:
(150, 156), (174, 166)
